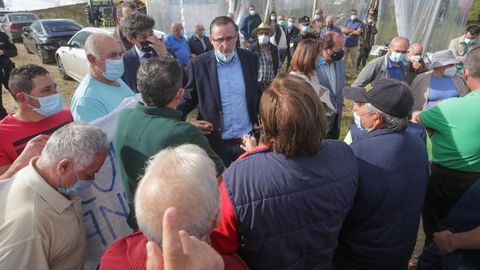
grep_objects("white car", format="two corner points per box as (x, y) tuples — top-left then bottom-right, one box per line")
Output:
(55, 27), (165, 82)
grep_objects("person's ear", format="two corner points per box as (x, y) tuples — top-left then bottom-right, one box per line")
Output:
(56, 158), (73, 177)
(86, 54), (97, 64)
(16, 92), (29, 103)
(176, 88), (185, 100)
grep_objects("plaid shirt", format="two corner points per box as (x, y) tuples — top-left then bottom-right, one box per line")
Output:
(258, 45), (275, 83)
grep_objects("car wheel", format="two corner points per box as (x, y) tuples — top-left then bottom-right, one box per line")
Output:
(56, 56), (71, 80)
(38, 46), (54, 64)
(23, 40), (32, 54)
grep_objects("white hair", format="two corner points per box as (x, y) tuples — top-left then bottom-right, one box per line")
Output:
(84, 33), (112, 59)
(41, 123), (109, 170)
(367, 103), (409, 132)
(135, 144), (219, 245)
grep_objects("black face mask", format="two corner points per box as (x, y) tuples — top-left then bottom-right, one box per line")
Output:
(331, 50), (344, 61)
(327, 23), (333, 29)
(140, 40), (155, 53)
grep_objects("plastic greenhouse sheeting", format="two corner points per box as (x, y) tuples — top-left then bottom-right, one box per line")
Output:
(147, 0), (473, 53)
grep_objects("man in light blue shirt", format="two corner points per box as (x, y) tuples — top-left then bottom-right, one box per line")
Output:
(70, 33), (134, 122)
(165, 22), (191, 67)
(177, 16), (260, 166)
(317, 32), (346, 139)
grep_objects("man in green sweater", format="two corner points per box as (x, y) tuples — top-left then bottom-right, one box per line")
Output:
(114, 57), (224, 230)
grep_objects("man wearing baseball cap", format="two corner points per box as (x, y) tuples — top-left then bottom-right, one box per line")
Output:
(334, 78), (429, 270)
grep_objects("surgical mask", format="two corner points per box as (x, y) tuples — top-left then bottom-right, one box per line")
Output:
(314, 15), (321, 20)
(464, 38), (475, 44)
(278, 20), (286, 26)
(271, 16), (276, 21)
(389, 52), (405, 63)
(301, 25), (310, 33)
(315, 56), (325, 70)
(258, 35), (270, 45)
(202, 30), (206, 37)
(288, 22), (294, 28)
(180, 29), (184, 37)
(249, 10), (256, 16)
(26, 93), (64, 117)
(351, 15), (357, 20)
(102, 58), (125, 81)
(410, 55), (422, 62)
(58, 164), (94, 196)
(215, 49), (236, 64)
(327, 23), (333, 29)
(140, 40), (155, 53)
(331, 50), (344, 61)
(443, 66), (457, 77)
(353, 111), (373, 131)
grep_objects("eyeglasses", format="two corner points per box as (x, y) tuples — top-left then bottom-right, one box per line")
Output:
(210, 36), (237, 44)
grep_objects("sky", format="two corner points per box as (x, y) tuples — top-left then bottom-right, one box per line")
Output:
(4, 0), (86, 11)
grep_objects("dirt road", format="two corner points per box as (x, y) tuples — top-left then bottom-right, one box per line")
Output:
(2, 43), (80, 113)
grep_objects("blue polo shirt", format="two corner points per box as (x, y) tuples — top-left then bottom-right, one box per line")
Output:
(343, 19), (364, 48)
(216, 51), (252, 139)
(165, 34), (190, 66)
(386, 57), (404, 81)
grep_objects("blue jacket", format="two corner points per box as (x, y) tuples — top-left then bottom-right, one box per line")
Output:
(418, 180), (480, 270)
(176, 49), (259, 154)
(317, 61), (346, 129)
(223, 140), (358, 269)
(350, 122), (427, 144)
(334, 128), (429, 270)
(240, 14), (262, 40)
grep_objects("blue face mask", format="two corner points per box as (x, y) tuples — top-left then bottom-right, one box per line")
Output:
(301, 25), (310, 33)
(58, 163), (94, 196)
(27, 93), (64, 117)
(215, 49), (236, 64)
(353, 111), (373, 131)
(102, 58), (124, 81)
(202, 30), (206, 37)
(315, 56), (325, 70)
(287, 22), (294, 28)
(278, 20), (286, 26)
(389, 52), (405, 63)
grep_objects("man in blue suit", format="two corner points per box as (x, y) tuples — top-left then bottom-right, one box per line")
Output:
(317, 32), (346, 139)
(121, 13), (170, 93)
(177, 16), (260, 167)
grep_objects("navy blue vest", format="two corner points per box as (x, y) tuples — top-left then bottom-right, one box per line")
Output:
(223, 140), (358, 269)
(335, 129), (429, 270)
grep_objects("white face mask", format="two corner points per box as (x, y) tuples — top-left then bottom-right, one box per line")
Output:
(464, 38), (476, 44)
(249, 10), (256, 16)
(258, 35), (270, 45)
(314, 15), (321, 20)
(271, 16), (276, 21)
(351, 15), (357, 20)
(443, 66), (457, 77)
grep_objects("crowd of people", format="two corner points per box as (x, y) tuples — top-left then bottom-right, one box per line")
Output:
(0, 2), (479, 270)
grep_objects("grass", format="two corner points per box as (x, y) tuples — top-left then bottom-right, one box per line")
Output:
(32, 3), (91, 27)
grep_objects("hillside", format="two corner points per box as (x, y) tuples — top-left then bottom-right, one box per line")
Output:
(32, 3), (90, 27)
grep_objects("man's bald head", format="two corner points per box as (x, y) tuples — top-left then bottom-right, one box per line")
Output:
(84, 33), (121, 59)
(171, 22), (184, 38)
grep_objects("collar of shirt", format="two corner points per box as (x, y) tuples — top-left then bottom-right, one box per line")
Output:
(386, 56), (402, 68)
(466, 89), (480, 97)
(136, 102), (183, 119)
(24, 159), (75, 214)
(135, 45), (147, 60)
(215, 50), (239, 66)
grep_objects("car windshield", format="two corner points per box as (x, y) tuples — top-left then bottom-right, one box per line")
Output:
(43, 21), (82, 33)
(9, 14), (37, 22)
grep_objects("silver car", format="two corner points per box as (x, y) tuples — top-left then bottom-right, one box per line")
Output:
(1, 12), (38, 42)
(55, 27), (165, 82)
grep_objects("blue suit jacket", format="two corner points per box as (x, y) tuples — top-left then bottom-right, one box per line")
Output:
(316, 60), (346, 128)
(176, 49), (259, 149)
(122, 46), (180, 93)
(121, 46), (141, 93)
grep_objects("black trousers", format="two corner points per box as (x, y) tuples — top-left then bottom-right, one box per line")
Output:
(422, 163), (480, 246)
(0, 64), (14, 120)
(357, 46), (372, 68)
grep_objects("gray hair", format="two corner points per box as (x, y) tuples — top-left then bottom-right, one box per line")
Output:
(464, 45), (480, 78)
(122, 12), (155, 39)
(84, 33), (111, 59)
(135, 144), (220, 245)
(41, 123), (109, 170)
(367, 103), (409, 132)
(137, 57), (182, 106)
